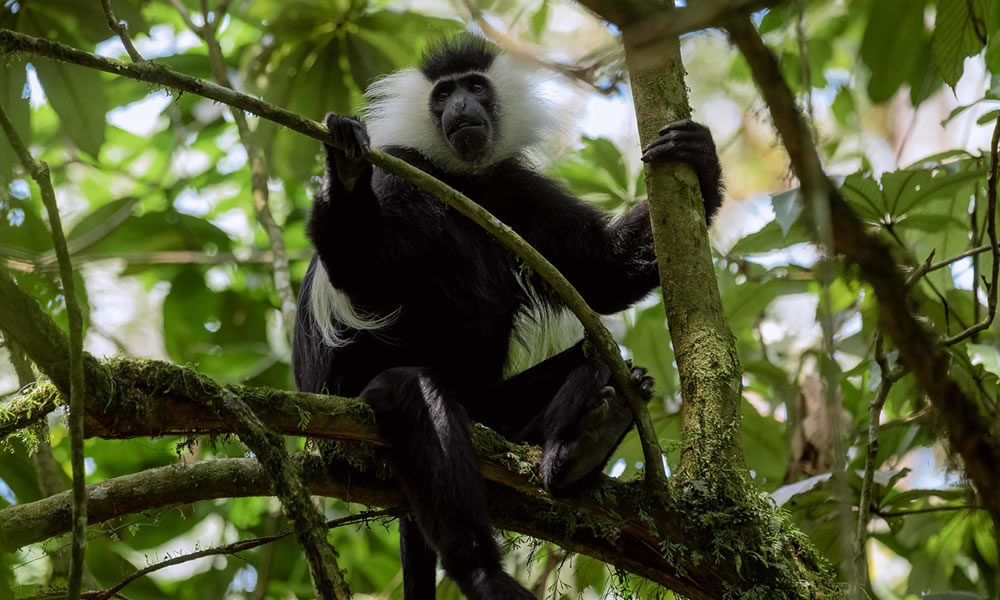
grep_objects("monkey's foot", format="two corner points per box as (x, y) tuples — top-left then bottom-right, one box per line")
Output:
(631, 364), (655, 401)
(541, 385), (634, 494)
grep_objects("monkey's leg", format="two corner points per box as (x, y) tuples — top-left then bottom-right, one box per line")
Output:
(481, 343), (655, 494)
(361, 367), (534, 600)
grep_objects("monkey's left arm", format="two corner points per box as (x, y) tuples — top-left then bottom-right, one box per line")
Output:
(532, 120), (723, 314)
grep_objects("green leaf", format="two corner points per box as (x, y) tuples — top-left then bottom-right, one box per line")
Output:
(841, 172), (884, 222)
(741, 399), (790, 489)
(531, 0), (550, 38)
(831, 86), (856, 127)
(723, 277), (808, 331)
(977, 108), (1000, 124)
(346, 31), (397, 91)
(932, 0), (991, 87)
(551, 137), (633, 209)
(861, 0), (928, 102)
(968, 342), (1000, 376)
(272, 37), (349, 182)
(162, 269), (272, 382)
(31, 59), (108, 158)
(728, 219), (811, 256)
(73, 211), (232, 263)
(581, 137), (630, 194)
(624, 303), (678, 401)
(758, 5), (792, 35)
(1, 193), (52, 255)
(32, 0), (149, 43)
(66, 197), (139, 249)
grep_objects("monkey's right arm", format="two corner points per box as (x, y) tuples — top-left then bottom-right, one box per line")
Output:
(307, 114), (381, 289)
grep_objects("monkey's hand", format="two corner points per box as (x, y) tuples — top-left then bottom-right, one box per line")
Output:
(323, 113), (371, 192)
(640, 119), (724, 224)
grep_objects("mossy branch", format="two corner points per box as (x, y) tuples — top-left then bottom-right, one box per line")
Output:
(0, 442), (837, 599)
(0, 27), (666, 491)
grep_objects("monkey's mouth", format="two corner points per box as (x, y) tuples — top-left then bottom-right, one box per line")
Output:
(446, 119), (490, 158)
(446, 118), (487, 137)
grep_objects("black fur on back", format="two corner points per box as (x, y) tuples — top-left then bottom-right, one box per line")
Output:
(419, 34), (500, 82)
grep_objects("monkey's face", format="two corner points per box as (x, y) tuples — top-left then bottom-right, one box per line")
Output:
(429, 73), (495, 162)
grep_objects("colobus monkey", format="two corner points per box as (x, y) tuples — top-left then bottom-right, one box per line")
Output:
(293, 35), (723, 600)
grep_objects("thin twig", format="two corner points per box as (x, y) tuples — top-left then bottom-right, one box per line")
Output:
(851, 333), (906, 599)
(919, 244), (992, 279)
(93, 509), (395, 600)
(165, 0), (203, 34)
(940, 112), (1000, 346)
(99, 0), (143, 62)
(972, 187), (982, 331)
(903, 250), (936, 288)
(0, 102), (88, 600)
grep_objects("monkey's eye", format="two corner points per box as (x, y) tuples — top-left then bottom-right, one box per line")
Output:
(435, 90), (450, 102)
(469, 83), (485, 93)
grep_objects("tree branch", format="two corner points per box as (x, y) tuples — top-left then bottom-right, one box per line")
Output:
(726, 16), (1000, 524)
(620, 19), (745, 487)
(0, 28), (662, 487)
(0, 453), (806, 600)
(99, 0), (143, 62)
(0, 101), (88, 600)
(575, 0), (780, 40)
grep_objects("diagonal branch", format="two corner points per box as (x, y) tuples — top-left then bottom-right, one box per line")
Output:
(0, 27), (664, 490)
(726, 16), (1000, 524)
(187, 383), (352, 599)
(0, 102), (89, 600)
(99, 0), (143, 62)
